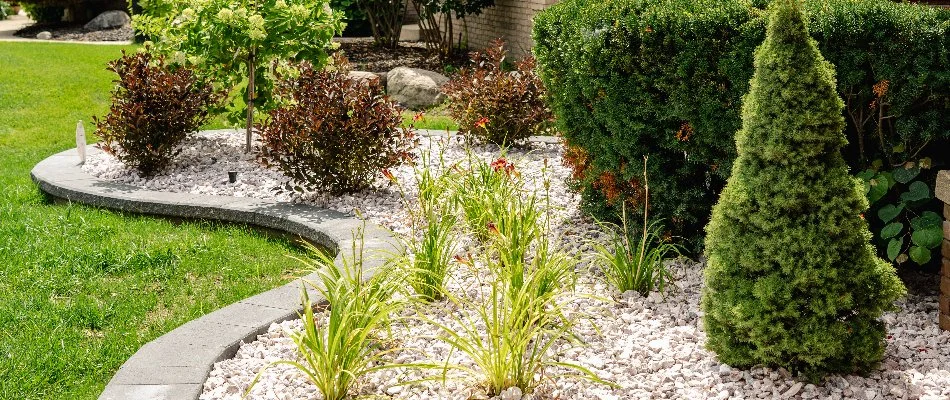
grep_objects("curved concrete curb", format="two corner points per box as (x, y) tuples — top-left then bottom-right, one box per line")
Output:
(31, 146), (398, 400)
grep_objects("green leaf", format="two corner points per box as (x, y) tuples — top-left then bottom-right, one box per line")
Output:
(886, 237), (903, 261)
(867, 180), (889, 204)
(910, 211), (942, 230)
(892, 166), (919, 184)
(910, 226), (943, 249)
(908, 246), (932, 265)
(880, 222), (903, 239)
(899, 181), (929, 202)
(877, 204), (903, 222)
(877, 171), (895, 191)
(856, 170), (875, 181)
(871, 159), (884, 171)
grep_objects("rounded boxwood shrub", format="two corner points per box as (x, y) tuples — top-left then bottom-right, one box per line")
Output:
(701, 0), (905, 379)
(259, 58), (415, 195)
(534, 0), (949, 253)
(443, 39), (554, 146)
(94, 50), (220, 176)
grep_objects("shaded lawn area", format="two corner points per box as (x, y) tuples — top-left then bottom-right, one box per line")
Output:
(0, 42), (311, 399)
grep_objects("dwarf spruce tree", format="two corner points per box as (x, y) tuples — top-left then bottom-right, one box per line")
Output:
(701, 0), (905, 379)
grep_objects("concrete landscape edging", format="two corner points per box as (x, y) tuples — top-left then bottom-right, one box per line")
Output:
(31, 146), (398, 400)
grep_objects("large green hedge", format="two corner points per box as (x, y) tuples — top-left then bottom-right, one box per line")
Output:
(534, 0), (949, 252)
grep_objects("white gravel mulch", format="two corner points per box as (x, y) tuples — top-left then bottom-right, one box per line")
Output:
(82, 130), (950, 400)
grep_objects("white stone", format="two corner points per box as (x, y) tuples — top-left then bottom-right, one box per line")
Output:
(80, 131), (950, 400)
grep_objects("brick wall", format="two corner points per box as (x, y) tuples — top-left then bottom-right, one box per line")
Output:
(937, 171), (950, 331)
(462, 0), (559, 56)
(455, 0), (948, 55)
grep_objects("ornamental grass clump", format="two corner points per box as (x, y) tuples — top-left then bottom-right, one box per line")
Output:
(426, 252), (595, 397)
(443, 39), (555, 146)
(94, 51), (220, 176)
(259, 58), (416, 195)
(701, 0), (905, 380)
(391, 147), (461, 302)
(591, 158), (681, 296)
(248, 233), (408, 400)
(426, 159), (603, 395)
(452, 153), (521, 241)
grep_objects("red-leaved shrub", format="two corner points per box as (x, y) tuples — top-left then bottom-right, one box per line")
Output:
(443, 39), (555, 145)
(259, 58), (416, 194)
(94, 51), (220, 176)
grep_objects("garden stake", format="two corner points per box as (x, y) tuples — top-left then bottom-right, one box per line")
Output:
(75, 120), (86, 164)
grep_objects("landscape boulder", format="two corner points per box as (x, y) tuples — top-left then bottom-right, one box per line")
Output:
(347, 71), (386, 87)
(386, 67), (448, 110)
(84, 10), (130, 31)
(36, 31), (52, 40)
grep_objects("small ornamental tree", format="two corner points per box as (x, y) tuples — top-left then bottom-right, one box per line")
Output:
(133, 0), (344, 152)
(701, 0), (905, 380)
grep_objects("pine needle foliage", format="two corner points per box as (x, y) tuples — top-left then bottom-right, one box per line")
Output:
(701, 0), (906, 380)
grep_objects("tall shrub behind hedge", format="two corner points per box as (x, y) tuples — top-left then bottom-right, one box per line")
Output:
(702, 0), (904, 379)
(534, 0), (949, 252)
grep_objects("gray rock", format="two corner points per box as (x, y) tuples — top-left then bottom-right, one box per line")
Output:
(347, 71), (385, 87)
(782, 382), (803, 398)
(84, 10), (131, 31)
(386, 67), (448, 110)
(36, 31), (52, 40)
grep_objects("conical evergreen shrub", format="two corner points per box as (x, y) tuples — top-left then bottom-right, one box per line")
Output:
(701, 0), (906, 379)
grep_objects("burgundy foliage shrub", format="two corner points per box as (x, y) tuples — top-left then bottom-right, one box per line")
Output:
(259, 58), (416, 194)
(94, 51), (220, 176)
(443, 39), (554, 145)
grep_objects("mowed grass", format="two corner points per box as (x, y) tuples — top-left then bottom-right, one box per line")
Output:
(0, 42), (311, 399)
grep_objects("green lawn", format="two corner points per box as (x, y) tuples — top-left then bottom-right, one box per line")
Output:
(0, 42), (310, 399)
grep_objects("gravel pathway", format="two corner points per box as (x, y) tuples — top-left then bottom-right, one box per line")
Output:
(82, 131), (950, 400)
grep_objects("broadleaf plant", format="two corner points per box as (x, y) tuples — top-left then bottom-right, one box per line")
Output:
(858, 160), (944, 267)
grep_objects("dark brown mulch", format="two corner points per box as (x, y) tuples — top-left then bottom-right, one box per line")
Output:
(15, 22), (132, 42)
(332, 38), (470, 74)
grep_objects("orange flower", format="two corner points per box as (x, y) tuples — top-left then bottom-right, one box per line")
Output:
(486, 222), (500, 235)
(491, 157), (516, 176)
(475, 117), (490, 129)
(381, 168), (396, 183)
(413, 112), (425, 122)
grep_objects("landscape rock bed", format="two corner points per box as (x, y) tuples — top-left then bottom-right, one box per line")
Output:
(199, 269), (949, 400)
(82, 131), (950, 400)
